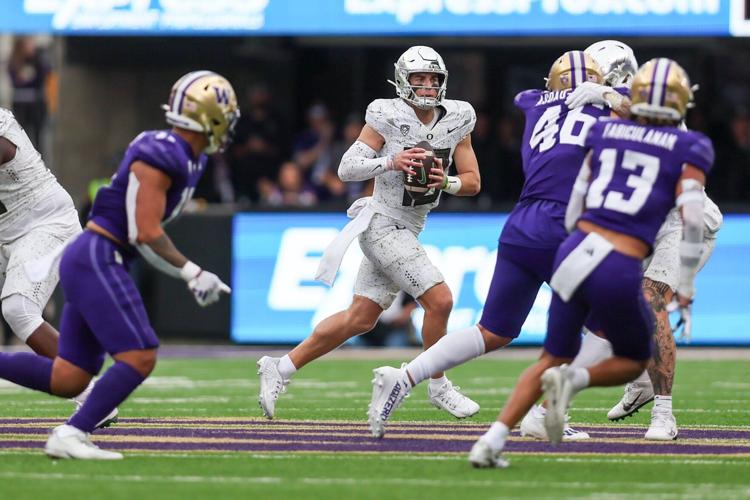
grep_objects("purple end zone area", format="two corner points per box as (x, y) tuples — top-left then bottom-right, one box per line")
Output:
(1, 418), (750, 456)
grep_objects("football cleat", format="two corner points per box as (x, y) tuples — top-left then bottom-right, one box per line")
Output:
(520, 410), (589, 441)
(541, 365), (576, 446)
(644, 410), (678, 441)
(428, 380), (480, 419)
(257, 356), (289, 420)
(468, 439), (509, 469)
(368, 365), (411, 439)
(72, 383), (119, 430)
(607, 381), (655, 421)
(45, 425), (123, 460)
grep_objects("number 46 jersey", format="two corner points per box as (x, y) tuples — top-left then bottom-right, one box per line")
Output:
(515, 88), (621, 205)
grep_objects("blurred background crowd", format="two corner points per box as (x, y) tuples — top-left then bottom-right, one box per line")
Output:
(3, 35), (750, 217)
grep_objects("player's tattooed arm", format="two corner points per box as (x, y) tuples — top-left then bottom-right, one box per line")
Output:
(0, 136), (17, 164)
(129, 161), (189, 277)
(643, 278), (676, 395)
(444, 135), (480, 196)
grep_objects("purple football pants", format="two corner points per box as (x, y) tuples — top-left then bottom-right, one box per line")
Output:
(543, 230), (654, 361)
(58, 231), (159, 375)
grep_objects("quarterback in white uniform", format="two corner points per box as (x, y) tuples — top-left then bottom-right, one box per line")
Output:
(0, 107), (81, 356)
(257, 46), (482, 422)
(520, 41), (722, 442)
(0, 108), (117, 427)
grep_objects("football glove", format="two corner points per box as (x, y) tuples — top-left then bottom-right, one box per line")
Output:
(180, 262), (231, 307)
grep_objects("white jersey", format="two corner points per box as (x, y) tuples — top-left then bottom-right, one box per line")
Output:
(0, 108), (72, 241)
(365, 98), (476, 231)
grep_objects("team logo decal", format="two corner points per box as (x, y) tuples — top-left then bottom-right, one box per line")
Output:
(400, 124), (410, 136)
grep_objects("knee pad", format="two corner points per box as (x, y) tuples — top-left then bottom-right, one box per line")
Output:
(2, 294), (44, 342)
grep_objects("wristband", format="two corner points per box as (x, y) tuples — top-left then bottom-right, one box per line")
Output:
(180, 261), (202, 282)
(442, 175), (462, 195)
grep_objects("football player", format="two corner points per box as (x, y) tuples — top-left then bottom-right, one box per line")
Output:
(0, 71), (237, 459)
(257, 46), (481, 421)
(551, 40), (723, 441)
(470, 58), (713, 467)
(368, 51), (616, 438)
(0, 107), (118, 428)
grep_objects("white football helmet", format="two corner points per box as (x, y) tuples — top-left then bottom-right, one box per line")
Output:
(584, 40), (638, 88)
(388, 46), (448, 109)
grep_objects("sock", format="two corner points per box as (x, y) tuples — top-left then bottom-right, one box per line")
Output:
(632, 369), (651, 385)
(428, 375), (448, 392)
(405, 326), (485, 386)
(0, 352), (52, 393)
(570, 331), (613, 369)
(569, 367), (591, 392)
(68, 361), (145, 433)
(277, 355), (297, 380)
(653, 395), (672, 413)
(482, 421), (510, 452)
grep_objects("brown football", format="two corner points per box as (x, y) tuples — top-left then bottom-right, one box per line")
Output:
(403, 140), (433, 193)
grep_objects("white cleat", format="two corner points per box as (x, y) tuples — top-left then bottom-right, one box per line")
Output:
(428, 380), (480, 419)
(468, 439), (509, 469)
(541, 365), (575, 446)
(520, 410), (589, 441)
(72, 383), (119, 430)
(644, 410), (678, 441)
(607, 381), (655, 421)
(368, 366), (411, 439)
(45, 424), (123, 460)
(257, 356), (289, 420)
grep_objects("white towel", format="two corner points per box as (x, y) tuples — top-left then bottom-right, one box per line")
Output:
(315, 197), (376, 286)
(550, 232), (614, 302)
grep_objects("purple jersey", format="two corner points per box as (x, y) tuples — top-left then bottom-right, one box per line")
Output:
(515, 89), (615, 204)
(89, 130), (206, 252)
(581, 119), (714, 246)
(500, 89), (615, 249)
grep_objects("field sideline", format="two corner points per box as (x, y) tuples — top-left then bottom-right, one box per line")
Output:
(0, 349), (749, 499)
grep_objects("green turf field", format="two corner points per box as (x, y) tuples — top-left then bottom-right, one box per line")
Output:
(1, 354), (749, 499)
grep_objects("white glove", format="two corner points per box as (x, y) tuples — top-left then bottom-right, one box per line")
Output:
(180, 262), (231, 307)
(668, 297), (693, 343)
(565, 81), (610, 109)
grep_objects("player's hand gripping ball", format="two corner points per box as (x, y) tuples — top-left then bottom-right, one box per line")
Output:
(403, 140), (433, 194)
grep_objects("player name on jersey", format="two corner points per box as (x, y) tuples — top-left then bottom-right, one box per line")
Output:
(535, 90), (571, 106)
(602, 122), (678, 151)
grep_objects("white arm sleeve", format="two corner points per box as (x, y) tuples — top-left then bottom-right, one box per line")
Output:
(677, 179), (705, 299)
(337, 140), (390, 182)
(565, 157), (592, 233)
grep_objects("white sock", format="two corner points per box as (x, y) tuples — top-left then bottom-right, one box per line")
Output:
(653, 395), (672, 413)
(405, 326), (485, 386)
(569, 367), (590, 392)
(482, 421), (509, 453)
(570, 331), (613, 369)
(277, 355), (297, 380)
(428, 375), (448, 391)
(632, 369), (651, 385)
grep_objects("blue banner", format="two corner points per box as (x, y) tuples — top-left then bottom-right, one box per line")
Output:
(0, 0), (730, 36)
(231, 212), (750, 346)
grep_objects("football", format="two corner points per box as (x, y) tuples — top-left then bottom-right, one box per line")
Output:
(403, 140), (433, 193)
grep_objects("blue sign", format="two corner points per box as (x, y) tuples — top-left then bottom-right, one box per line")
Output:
(231, 212), (750, 346)
(0, 0), (731, 36)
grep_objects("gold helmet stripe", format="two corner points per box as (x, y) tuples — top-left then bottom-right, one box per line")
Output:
(171, 70), (213, 115)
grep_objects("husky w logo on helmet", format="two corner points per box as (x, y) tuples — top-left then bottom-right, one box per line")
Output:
(630, 58), (694, 122)
(163, 70), (240, 154)
(388, 45), (448, 110)
(214, 86), (231, 106)
(546, 51), (603, 92)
